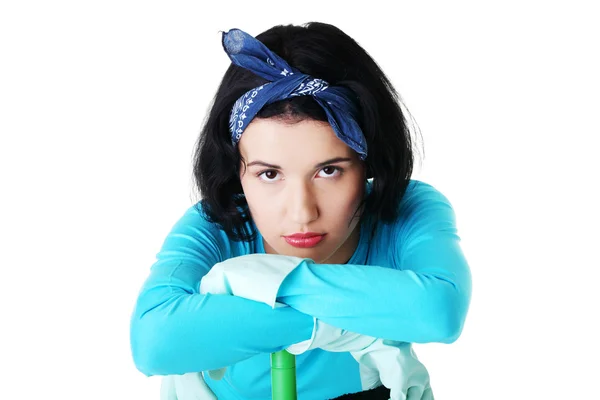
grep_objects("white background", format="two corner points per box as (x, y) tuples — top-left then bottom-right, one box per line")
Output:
(1, 1), (598, 398)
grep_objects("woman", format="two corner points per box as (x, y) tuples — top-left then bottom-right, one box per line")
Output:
(130, 22), (472, 399)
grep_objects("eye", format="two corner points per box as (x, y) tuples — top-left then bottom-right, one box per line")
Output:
(257, 169), (281, 182)
(317, 166), (342, 178)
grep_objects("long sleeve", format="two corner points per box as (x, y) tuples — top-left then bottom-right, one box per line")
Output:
(129, 204), (314, 377)
(275, 181), (472, 344)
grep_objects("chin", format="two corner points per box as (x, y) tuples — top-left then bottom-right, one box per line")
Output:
(271, 246), (327, 263)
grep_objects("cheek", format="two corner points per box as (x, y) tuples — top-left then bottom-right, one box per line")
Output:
(325, 188), (364, 225)
(242, 182), (277, 227)
(241, 178), (264, 205)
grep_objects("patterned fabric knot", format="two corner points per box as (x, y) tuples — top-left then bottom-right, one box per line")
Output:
(221, 29), (368, 160)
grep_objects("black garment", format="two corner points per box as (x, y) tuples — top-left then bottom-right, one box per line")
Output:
(331, 385), (391, 399)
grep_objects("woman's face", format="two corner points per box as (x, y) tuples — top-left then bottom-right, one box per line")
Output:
(238, 118), (367, 264)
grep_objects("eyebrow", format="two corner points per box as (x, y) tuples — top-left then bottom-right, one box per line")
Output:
(246, 157), (353, 169)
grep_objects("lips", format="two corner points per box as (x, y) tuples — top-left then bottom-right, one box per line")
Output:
(283, 233), (326, 248)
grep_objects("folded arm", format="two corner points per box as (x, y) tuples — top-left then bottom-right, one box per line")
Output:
(129, 206), (313, 377)
(276, 183), (472, 343)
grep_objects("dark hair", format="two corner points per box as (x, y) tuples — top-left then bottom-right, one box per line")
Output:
(192, 22), (420, 242)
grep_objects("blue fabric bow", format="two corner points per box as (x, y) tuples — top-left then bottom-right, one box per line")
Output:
(222, 29), (368, 160)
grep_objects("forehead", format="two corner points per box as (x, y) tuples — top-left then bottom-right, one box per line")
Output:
(238, 118), (356, 161)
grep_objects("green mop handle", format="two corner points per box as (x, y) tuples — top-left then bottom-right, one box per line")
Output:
(271, 350), (297, 399)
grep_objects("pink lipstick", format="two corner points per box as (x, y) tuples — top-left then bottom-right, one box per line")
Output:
(283, 232), (326, 248)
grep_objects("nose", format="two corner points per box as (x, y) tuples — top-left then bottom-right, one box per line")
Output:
(286, 180), (319, 225)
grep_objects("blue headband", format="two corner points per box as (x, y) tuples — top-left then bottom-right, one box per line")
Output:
(222, 29), (368, 160)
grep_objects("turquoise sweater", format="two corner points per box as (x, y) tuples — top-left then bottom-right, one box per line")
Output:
(130, 180), (472, 399)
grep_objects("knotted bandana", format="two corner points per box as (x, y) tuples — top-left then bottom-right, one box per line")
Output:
(222, 29), (368, 160)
